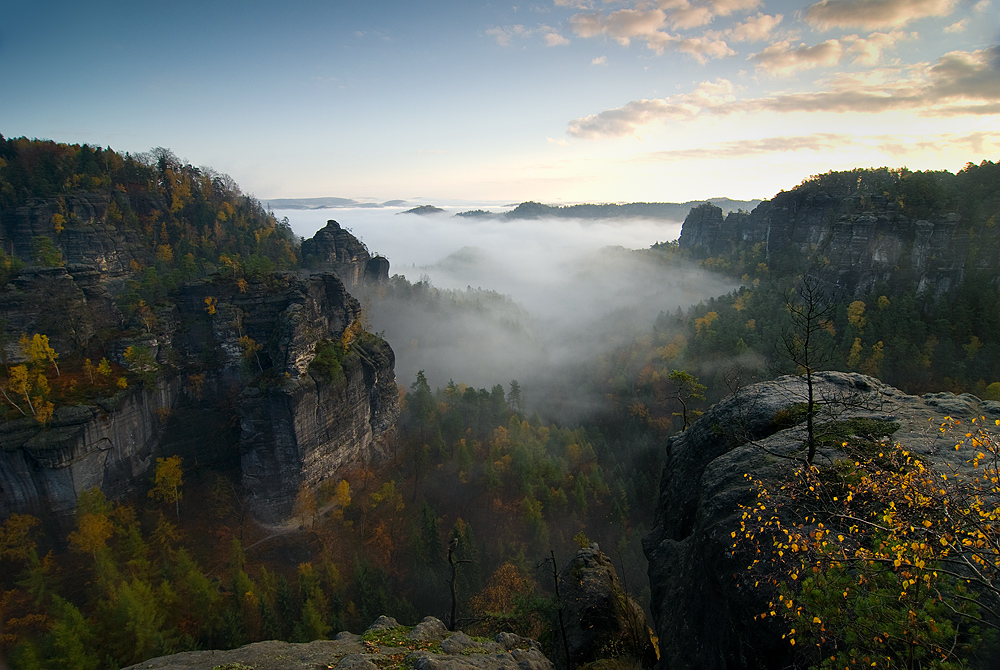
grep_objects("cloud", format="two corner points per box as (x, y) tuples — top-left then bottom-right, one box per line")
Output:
(567, 79), (734, 138)
(544, 30), (571, 45)
(591, 55), (609, 65)
(487, 24), (529, 46)
(804, 0), (956, 30)
(641, 133), (854, 160)
(654, 0), (762, 27)
(845, 30), (911, 65)
(636, 130), (1000, 160)
(701, 0), (764, 15)
(487, 23), (569, 46)
(726, 13), (783, 42)
(569, 8), (666, 45)
(943, 19), (967, 32)
(750, 39), (844, 75)
(567, 98), (702, 139)
(667, 5), (716, 29)
(571, 6), (735, 62)
(566, 47), (1000, 139)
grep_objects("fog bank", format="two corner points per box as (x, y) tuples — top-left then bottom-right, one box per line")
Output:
(276, 206), (736, 419)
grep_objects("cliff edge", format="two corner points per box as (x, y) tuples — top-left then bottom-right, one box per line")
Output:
(643, 371), (1000, 670)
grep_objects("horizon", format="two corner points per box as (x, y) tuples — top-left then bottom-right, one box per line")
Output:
(2, 1), (997, 204)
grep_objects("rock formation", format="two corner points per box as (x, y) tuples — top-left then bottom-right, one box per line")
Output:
(643, 371), (1000, 670)
(551, 545), (657, 670)
(301, 220), (389, 286)
(677, 187), (989, 297)
(0, 270), (399, 523)
(121, 616), (552, 670)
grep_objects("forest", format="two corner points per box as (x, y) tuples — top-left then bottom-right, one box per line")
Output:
(2, 136), (1000, 669)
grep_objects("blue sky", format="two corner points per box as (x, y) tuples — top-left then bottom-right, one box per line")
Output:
(2, 0), (997, 203)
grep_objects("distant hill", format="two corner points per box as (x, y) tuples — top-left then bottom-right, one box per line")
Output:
(455, 198), (760, 221)
(400, 204), (446, 215)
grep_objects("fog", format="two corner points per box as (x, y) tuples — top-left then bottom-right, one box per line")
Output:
(276, 206), (738, 420)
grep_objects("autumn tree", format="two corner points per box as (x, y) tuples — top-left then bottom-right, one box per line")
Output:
(738, 418), (1000, 668)
(149, 455), (183, 520)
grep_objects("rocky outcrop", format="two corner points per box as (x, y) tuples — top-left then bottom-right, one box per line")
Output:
(643, 372), (1000, 670)
(301, 220), (389, 286)
(0, 271), (398, 524)
(678, 191), (980, 296)
(0, 378), (182, 521)
(122, 616), (552, 670)
(551, 545), (657, 669)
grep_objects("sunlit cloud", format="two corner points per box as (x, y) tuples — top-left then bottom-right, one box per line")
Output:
(635, 130), (1000, 160)
(567, 79), (734, 138)
(570, 8), (666, 45)
(725, 13), (784, 42)
(750, 39), (844, 75)
(804, 0), (956, 30)
(592, 55), (609, 65)
(567, 47), (1000, 139)
(943, 19), (967, 32)
(845, 31), (912, 65)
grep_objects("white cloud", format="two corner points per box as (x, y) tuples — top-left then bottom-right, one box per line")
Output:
(750, 39), (844, 75)
(943, 19), (967, 32)
(592, 55), (609, 65)
(804, 0), (956, 30)
(726, 13), (783, 42)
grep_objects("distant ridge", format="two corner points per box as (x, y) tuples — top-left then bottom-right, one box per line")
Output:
(264, 196), (407, 210)
(455, 198), (761, 221)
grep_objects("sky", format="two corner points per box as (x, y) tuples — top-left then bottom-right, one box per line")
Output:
(2, 0), (998, 204)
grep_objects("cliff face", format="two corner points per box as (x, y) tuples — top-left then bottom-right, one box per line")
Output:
(0, 379), (182, 520)
(0, 270), (399, 524)
(678, 189), (981, 296)
(642, 372), (1000, 670)
(0, 192), (153, 283)
(1, 214), (398, 524)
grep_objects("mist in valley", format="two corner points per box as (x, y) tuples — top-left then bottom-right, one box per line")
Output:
(278, 205), (737, 420)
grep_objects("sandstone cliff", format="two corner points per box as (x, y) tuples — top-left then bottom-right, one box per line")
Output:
(678, 184), (994, 297)
(643, 371), (1000, 670)
(0, 270), (399, 523)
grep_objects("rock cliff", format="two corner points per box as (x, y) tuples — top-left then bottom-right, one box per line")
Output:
(0, 270), (399, 524)
(643, 371), (1000, 670)
(678, 187), (988, 296)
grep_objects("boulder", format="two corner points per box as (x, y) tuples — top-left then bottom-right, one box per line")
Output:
(551, 545), (657, 669)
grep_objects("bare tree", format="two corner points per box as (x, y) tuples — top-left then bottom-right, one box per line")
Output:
(780, 275), (837, 463)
